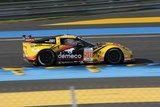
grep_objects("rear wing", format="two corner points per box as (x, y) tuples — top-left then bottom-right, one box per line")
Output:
(23, 35), (35, 42)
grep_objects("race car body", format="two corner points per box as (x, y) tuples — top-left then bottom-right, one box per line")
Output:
(23, 34), (134, 66)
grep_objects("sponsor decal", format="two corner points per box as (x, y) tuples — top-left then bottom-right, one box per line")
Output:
(58, 61), (82, 64)
(64, 48), (75, 54)
(58, 48), (82, 60)
(84, 48), (93, 61)
(58, 52), (82, 59)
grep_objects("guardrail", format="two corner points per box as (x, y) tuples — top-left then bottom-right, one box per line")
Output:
(0, 0), (160, 20)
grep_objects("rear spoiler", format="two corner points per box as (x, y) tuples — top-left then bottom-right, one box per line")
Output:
(23, 35), (35, 42)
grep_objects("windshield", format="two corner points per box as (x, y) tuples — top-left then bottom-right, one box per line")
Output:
(78, 37), (95, 47)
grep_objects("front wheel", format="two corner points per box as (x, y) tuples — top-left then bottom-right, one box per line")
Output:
(37, 49), (56, 66)
(104, 48), (124, 64)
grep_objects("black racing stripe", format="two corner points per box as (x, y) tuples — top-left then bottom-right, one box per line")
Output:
(93, 45), (106, 53)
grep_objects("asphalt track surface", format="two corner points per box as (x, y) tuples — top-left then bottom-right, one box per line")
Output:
(38, 102), (160, 107)
(0, 34), (160, 107)
(0, 35), (159, 67)
(0, 10), (160, 107)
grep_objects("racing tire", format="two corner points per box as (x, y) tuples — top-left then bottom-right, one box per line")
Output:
(37, 49), (56, 66)
(104, 48), (124, 64)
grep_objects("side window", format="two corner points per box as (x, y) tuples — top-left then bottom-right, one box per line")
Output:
(61, 38), (78, 46)
(76, 38), (94, 47)
(48, 39), (56, 43)
(60, 38), (93, 47)
(44, 38), (56, 44)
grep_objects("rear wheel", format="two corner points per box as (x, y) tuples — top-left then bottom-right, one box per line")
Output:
(104, 48), (124, 64)
(37, 49), (56, 66)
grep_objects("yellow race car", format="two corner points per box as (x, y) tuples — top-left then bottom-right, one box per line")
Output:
(23, 34), (134, 66)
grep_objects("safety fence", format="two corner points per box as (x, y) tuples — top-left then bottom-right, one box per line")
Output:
(0, 0), (160, 20)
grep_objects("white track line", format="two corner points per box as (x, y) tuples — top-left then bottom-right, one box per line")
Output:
(83, 35), (160, 38)
(0, 38), (23, 41)
(0, 35), (159, 41)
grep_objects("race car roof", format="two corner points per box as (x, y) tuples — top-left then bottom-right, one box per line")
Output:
(56, 34), (77, 39)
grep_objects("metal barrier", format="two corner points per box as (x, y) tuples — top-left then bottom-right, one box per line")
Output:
(0, 0), (160, 20)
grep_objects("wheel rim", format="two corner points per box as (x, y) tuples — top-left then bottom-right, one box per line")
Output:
(38, 51), (54, 65)
(107, 49), (122, 64)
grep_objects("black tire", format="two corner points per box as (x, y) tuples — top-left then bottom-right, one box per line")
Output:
(37, 49), (56, 66)
(104, 48), (124, 64)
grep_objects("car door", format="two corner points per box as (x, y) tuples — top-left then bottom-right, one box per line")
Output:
(73, 37), (94, 63)
(78, 38), (94, 62)
(57, 38), (84, 62)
